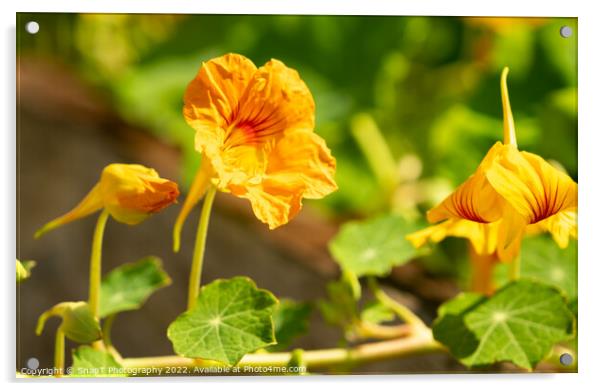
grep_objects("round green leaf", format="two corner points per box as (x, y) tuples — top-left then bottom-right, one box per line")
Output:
(167, 276), (278, 366)
(329, 214), (422, 277)
(433, 281), (575, 370)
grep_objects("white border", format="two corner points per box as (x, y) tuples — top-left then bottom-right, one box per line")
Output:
(3, 1), (601, 390)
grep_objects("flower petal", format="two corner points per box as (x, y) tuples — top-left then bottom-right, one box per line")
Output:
(172, 159), (214, 252)
(100, 164), (179, 225)
(35, 184), (104, 239)
(265, 130), (337, 199)
(527, 207), (577, 248)
(427, 143), (507, 224)
(485, 148), (577, 225)
(231, 130), (337, 229)
(231, 59), (315, 146)
(406, 218), (499, 256)
(242, 181), (304, 230)
(184, 53), (257, 129)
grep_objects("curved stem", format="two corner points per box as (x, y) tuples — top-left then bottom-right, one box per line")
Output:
(353, 321), (413, 340)
(187, 186), (217, 310)
(123, 329), (442, 371)
(367, 277), (426, 329)
(89, 209), (110, 319)
(54, 330), (65, 377)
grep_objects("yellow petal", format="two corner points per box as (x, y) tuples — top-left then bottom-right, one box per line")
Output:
(35, 184), (104, 239)
(406, 218), (499, 256)
(495, 207), (527, 262)
(427, 143), (507, 224)
(243, 182), (304, 229)
(485, 148), (577, 225)
(527, 207), (577, 248)
(100, 164), (179, 225)
(172, 159), (213, 252)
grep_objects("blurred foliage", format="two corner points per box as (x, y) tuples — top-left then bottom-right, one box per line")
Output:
(17, 14), (577, 278)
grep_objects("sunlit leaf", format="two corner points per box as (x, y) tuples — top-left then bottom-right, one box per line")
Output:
(71, 346), (124, 377)
(433, 281), (574, 369)
(167, 277), (278, 365)
(99, 256), (171, 318)
(268, 299), (312, 351)
(329, 214), (422, 277)
(495, 235), (577, 301)
(360, 301), (396, 324)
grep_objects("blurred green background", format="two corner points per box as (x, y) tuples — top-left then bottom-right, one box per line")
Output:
(17, 14), (577, 220)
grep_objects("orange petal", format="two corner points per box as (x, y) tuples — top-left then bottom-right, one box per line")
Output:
(265, 130), (337, 199)
(234, 130), (337, 229)
(184, 53), (257, 130)
(35, 184), (103, 238)
(229, 59), (315, 147)
(242, 180), (305, 229)
(172, 159), (214, 252)
(100, 164), (179, 225)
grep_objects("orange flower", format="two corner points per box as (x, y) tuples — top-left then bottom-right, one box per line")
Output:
(407, 68), (577, 261)
(173, 53), (337, 250)
(35, 164), (179, 238)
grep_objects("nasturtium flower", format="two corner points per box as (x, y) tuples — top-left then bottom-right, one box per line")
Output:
(173, 53), (337, 249)
(35, 164), (179, 238)
(407, 68), (577, 261)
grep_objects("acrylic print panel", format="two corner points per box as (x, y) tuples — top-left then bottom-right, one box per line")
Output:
(16, 13), (577, 377)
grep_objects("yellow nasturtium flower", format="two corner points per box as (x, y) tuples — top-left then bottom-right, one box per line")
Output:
(35, 164), (179, 238)
(407, 68), (577, 262)
(173, 53), (337, 250)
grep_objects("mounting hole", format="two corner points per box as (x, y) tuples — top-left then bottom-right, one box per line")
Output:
(560, 25), (573, 38)
(26, 357), (39, 370)
(25, 21), (39, 35)
(559, 352), (574, 366)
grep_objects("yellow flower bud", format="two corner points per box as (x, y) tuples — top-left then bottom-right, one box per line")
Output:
(35, 164), (179, 238)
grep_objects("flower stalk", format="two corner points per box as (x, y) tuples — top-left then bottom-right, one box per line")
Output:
(89, 209), (110, 319)
(54, 330), (65, 377)
(122, 330), (442, 372)
(367, 277), (426, 329)
(187, 186), (217, 310)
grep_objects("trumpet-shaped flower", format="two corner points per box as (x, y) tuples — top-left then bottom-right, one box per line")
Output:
(35, 164), (179, 238)
(173, 53), (337, 250)
(407, 68), (577, 261)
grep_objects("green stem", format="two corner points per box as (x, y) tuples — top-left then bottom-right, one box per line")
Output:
(353, 321), (413, 340)
(187, 186), (217, 311)
(509, 253), (521, 281)
(102, 314), (116, 349)
(54, 330), (65, 377)
(89, 209), (110, 319)
(122, 330), (442, 372)
(367, 277), (426, 328)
